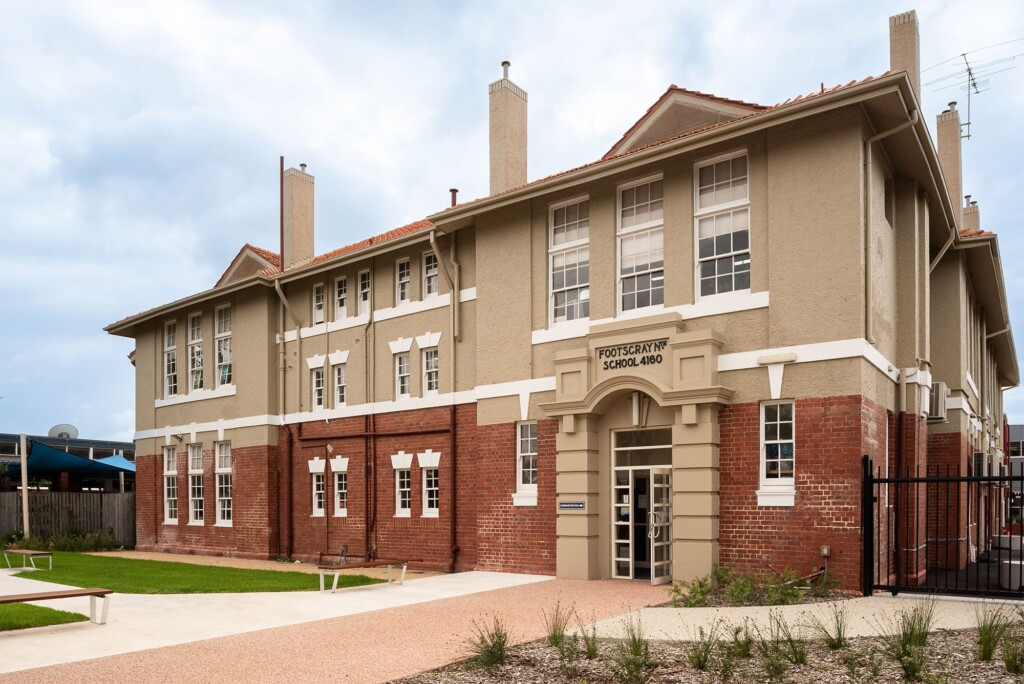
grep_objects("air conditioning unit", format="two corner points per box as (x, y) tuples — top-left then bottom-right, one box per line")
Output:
(927, 382), (948, 422)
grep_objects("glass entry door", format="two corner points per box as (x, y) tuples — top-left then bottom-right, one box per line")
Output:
(612, 429), (672, 584)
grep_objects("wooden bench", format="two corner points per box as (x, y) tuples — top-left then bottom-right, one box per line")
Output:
(317, 559), (410, 593)
(0, 588), (112, 624)
(3, 549), (52, 571)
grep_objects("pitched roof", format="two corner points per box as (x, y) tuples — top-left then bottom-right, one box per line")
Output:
(960, 228), (995, 238)
(215, 243), (282, 287)
(302, 219), (434, 269)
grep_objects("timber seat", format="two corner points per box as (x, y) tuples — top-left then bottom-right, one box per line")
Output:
(0, 588), (112, 624)
(3, 549), (52, 571)
(316, 546), (415, 592)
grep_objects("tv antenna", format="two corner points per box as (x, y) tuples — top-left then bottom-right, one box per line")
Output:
(923, 37), (1024, 141)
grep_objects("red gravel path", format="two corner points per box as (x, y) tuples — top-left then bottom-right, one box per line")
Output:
(2, 579), (667, 683)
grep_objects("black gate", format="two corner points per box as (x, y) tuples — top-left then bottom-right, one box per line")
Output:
(862, 455), (1024, 599)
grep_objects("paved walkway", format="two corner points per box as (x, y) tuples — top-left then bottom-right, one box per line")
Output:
(0, 567), (666, 682)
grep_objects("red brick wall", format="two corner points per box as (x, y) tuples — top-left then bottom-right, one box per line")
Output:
(718, 395), (888, 591)
(927, 430), (971, 570)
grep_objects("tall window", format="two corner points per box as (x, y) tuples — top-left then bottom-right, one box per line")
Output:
(334, 472), (348, 516)
(358, 271), (371, 316)
(216, 442), (232, 525)
(312, 473), (325, 516)
(188, 443), (204, 524)
(215, 306), (232, 386)
(396, 260), (411, 304)
(188, 314), (203, 391)
(395, 469), (411, 517)
(312, 283), (325, 324)
(517, 422), (538, 493)
(395, 353), (410, 399)
(312, 368), (325, 409)
(761, 401), (795, 484)
(163, 446), (178, 523)
(335, 277), (348, 319)
(164, 322), (178, 398)
(618, 178), (664, 311)
(423, 348), (439, 395)
(423, 468), (439, 517)
(423, 253), (439, 297)
(696, 153), (750, 297)
(550, 198), (590, 323)
(334, 364), (347, 406)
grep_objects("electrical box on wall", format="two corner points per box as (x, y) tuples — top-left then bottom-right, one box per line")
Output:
(820, 545), (831, 558)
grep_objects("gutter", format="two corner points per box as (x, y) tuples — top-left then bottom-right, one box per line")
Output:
(274, 279), (302, 557)
(863, 109), (919, 346)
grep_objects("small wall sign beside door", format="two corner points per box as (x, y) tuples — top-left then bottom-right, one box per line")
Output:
(558, 501), (585, 511)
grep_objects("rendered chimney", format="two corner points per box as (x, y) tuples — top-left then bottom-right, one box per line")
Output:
(283, 165), (315, 269)
(488, 60), (528, 195)
(936, 102), (963, 229)
(889, 10), (921, 103)
(963, 201), (981, 233)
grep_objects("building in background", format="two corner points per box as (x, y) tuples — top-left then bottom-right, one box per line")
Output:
(106, 10), (1017, 591)
(0, 431), (135, 492)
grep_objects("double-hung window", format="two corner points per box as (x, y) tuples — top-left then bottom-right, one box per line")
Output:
(423, 253), (439, 297)
(312, 283), (325, 325)
(395, 469), (411, 517)
(215, 442), (233, 525)
(215, 306), (232, 386)
(312, 368), (325, 409)
(334, 364), (347, 406)
(164, 322), (178, 398)
(163, 446), (178, 523)
(422, 348), (439, 395)
(312, 473), (325, 516)
(334, 471), (348, 516)
(188, 314), (203, 391)
(335, 277), (348, 320)
(188, 443), (203, 524)
(395, 353), (410, 399)
(422, 468), (439, 517)
(550, 198), (590, 324)
(514, 422), (538, 506)
(695, 153), (750, 297)
(618, 178), (664, 312)
(759, 401), (795, 506)
(358, 271), (371, 316)
(396, 260), (411, 304)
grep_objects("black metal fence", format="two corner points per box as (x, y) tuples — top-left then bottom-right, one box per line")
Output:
(862, 455), (1024, 599)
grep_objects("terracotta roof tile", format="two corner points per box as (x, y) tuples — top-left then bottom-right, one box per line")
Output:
(960, 228), (995, 238)
(302, 219), (434, 269)
(247, 244), (281, 268)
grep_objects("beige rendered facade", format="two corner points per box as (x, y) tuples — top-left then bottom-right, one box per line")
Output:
(108, 10), (1018, 590)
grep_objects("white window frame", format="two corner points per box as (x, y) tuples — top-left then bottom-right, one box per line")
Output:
(422, 467), (439, 518)
(335, 277), (348, 320)
(548, 195), (591, 326)
(311, 473), (325, 517)
(188, 443), (204, 524)
(215, 441), (233, 526)
(423, 252), (440, 298)
(395, 352), (411, 399)
(395, 469), (412, 517)
(333, 363), (347, 407)
(693, 150), (751, 301)
(163, 446), (178, 523)
(396, 259), (411, 304)
(312, 283), (325, 325)
(187, 313), (203, 392)
(312, 368), (325, 410)
(616, 175), (665, 315)
(513, 422), (538, 507)
(164, 321), (178, 398)
(215, 305), (232, 387)
(358, 270), (371, 316)
(422, 348), (439, 396)
(758, 400), (795, 507)
(334, 471), (348, 517)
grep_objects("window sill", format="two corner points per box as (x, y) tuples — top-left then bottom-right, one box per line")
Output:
(756, 488), (795, 507)
(334, 510), (348, 518)
(422, 509), (439, 518)
(188, 521), (204, 526)
(512, 491), (538, 507)
(532, 318), (590, 345)
(163, 520), (178, 525)
(311, 512), (325, 518)
(156, 384), (236, 408)
(395, 509), (411, 518)
(214, 521), (233, 528)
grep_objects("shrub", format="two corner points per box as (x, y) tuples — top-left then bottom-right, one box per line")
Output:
(465, 616), (511, 667)
(975, 604), (1013, 661)
(12, 530), (119, 552)
(609, 613), (654, 684)
(723, 573), (759, 606)
(764, 568), (804, 605)
(729, 621), (754, 658)
(878, 599), (936, 681)
(809, 602), (849, 650)
(670, 573), (714, 607)
(576, 612), (599, 660)
(543, 600), (573, 648)
(1004, 635), (1024, 675)
(808, 569), (839, 599)
(686, 620), (721, 671)
(556, 633), (583, 679)
(711, 563), (735, 587)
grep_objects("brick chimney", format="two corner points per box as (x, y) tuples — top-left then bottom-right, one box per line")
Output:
(489, 60), (528, 195)
(936, 103), (963, 229)
(283, 165), (314, 269)
(889, 10), (921, 103)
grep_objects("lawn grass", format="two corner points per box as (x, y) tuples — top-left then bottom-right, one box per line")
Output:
(14, 552), (381, 594)
(0, 603), (89, 631)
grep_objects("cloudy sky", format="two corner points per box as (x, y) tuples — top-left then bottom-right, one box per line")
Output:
(1, 1), (1021, 441)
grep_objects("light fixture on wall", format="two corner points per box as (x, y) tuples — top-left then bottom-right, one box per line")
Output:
(172, 433), (184, 443)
